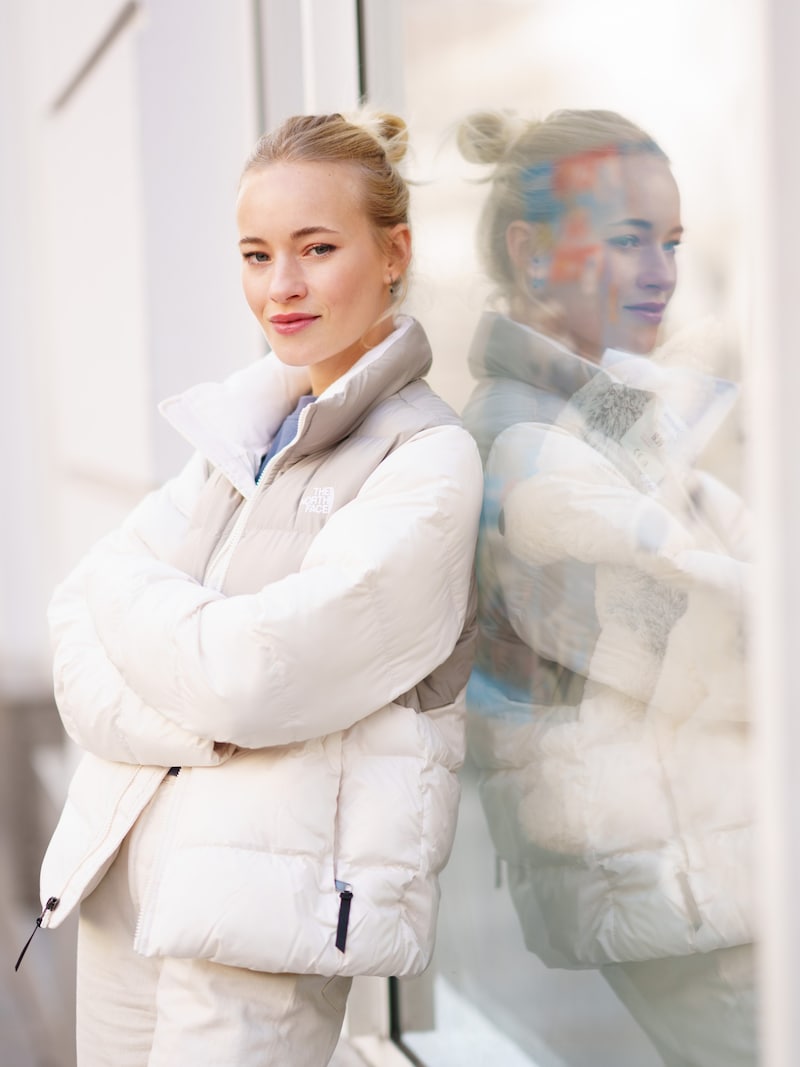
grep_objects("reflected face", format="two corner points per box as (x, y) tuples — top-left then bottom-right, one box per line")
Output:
(532, 152), (682, 360)
(237, 161), (401, 394)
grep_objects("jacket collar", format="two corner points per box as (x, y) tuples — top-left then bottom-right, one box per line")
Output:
(467, 311), (599, 400)
(468, 311), (738, 464)
(159, 316), (430, 498)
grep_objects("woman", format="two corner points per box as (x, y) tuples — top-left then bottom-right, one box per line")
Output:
(459, 110), (755, 1066)
(28, 112), (482, 1066)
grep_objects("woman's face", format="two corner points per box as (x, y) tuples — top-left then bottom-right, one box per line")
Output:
(237, 161), (408, 394)
(518, 152), (682, 361)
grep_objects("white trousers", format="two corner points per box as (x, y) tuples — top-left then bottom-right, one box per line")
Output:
(602, 944), (758, 1067)
(75, 774), (351, 1067)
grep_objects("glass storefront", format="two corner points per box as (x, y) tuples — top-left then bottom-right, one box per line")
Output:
(395, 2), (757, 1064)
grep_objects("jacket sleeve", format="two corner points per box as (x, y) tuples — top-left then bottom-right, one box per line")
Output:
(486, 422), (750, 721)
(80, 425), (483, 748)
(49, 452), (232, 766)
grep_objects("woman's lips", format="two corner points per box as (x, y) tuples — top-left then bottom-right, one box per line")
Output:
(624, 303), (666, 324)
(269, 314), (319, 335)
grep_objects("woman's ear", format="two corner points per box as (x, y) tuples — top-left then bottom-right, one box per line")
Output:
(384, 223), (412, 284)
(506, 220), (537, 272)
(507, 220), (551, 292)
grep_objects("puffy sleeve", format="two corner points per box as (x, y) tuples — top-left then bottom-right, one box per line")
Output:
(76, 425), (483, 748)
(485, 421), (750, 722)
(49, 452), (232, 767)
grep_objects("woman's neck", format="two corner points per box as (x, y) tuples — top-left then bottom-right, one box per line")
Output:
(506, 298), (603, 364)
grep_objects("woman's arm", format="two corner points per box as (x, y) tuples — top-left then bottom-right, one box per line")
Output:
(81, 425), (483, 748)
(49, 453), (230, 765)
(486, 422), (750, 720)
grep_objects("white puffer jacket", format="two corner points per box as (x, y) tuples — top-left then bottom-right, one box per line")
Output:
(39, 317), (483, 978)
(463, 313), (754, 967)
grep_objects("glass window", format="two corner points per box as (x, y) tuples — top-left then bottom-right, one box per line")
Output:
(396, 2), (758, 1065)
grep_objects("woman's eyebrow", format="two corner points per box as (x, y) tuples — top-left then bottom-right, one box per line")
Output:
(290, 225), (340, 240)
(608, 217), (653, 230)
(607, 218), (684, 237)
(238, 226), (340, 247)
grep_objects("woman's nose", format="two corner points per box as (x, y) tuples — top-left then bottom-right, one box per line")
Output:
(269, 256), (307, 302)
(637, 246), (677, 293)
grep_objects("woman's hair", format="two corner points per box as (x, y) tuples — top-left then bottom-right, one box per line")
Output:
(456, 109), (668, 298)
(243, 110), (410, 236)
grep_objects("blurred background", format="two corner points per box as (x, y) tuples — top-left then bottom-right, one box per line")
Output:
(1, 1), (797, 1065)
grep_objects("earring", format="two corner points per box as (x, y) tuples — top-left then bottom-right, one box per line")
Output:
(529, 258), (547, 291)
(388, 278), (399, 297)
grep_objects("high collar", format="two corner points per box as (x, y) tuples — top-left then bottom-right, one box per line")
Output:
(468, 311), (738, 464)
(467, 312), (600, 401)
(159, 316), (431, 498)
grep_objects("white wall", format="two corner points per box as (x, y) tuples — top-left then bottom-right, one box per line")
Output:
(0, 0), (268, 691)
(752, 2), (800, 1064)
(0, 0), (51, 692)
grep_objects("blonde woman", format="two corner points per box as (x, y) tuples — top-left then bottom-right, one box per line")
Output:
(27, 112), (482, 1066)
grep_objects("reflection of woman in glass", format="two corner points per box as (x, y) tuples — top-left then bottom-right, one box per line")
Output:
(29, 112), (482, 1066)
(459, 110), (755, 1066)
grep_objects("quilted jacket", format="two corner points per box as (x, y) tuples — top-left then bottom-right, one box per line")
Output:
(39, 316), (482, 978)
(463, 312), (754, 967)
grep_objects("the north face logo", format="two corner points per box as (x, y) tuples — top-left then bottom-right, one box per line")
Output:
(301, 486), (335, 515)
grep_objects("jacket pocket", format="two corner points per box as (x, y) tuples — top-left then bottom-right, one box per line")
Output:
(328, 731), (352, 953)
(334, 879), (353, 951)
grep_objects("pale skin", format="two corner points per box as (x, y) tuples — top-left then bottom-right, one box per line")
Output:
(237, 160), (412, 395)
(505, 153), (683, 362)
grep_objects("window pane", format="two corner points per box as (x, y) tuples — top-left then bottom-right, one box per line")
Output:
(399, 2), (757, 1065)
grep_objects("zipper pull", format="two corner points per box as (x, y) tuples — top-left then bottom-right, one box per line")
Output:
(15, 897), (58, 972)
(335, 881), (353, 953)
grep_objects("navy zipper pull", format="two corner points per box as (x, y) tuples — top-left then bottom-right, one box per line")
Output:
(335, 881), (353, 953)
(15, 897), (58, 972)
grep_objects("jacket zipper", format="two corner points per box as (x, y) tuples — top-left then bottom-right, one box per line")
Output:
(204, 492), (260, 591)
(14, 766), (165, 972)
(330, 729), (353, 954)
(133, 771), (183, 951)
(334, 880), (353, 952)
(205, 404), (315, 590)
(15, 897), (59, 971)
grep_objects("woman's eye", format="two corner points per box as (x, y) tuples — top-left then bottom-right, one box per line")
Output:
(244, 251), (270, 263)
(664, 240), (682, 255)
(607, 234), (639, 250)
(308, 243), (335, 257)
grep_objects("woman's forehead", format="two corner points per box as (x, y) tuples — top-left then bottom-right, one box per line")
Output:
(524, 149), (677, 223)
(236, 160), (367, 228)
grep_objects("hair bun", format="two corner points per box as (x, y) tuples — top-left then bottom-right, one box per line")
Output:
(456, 110), (525, 165)
(347, 109), (409, 164)
(375, 112), (409, 164)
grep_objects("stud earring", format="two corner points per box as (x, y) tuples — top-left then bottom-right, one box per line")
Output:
(529, 258), (547, 291)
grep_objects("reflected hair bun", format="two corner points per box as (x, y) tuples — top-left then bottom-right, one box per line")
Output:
(456, 110), (526, 164)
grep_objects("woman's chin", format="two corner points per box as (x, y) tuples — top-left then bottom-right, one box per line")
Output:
(605, 328), (660, 358)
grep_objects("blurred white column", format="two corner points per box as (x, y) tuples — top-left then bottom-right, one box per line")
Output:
(298, 0), (360, 113)
(0, 1), (50, 693)
(752, 1), (800, 1065)
(358, 0), (406, 114)
(257, 0), (361, 132)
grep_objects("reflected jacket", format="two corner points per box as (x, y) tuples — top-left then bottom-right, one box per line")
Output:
(38, 316), (483, 978)
(463, 312), (754, 967)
